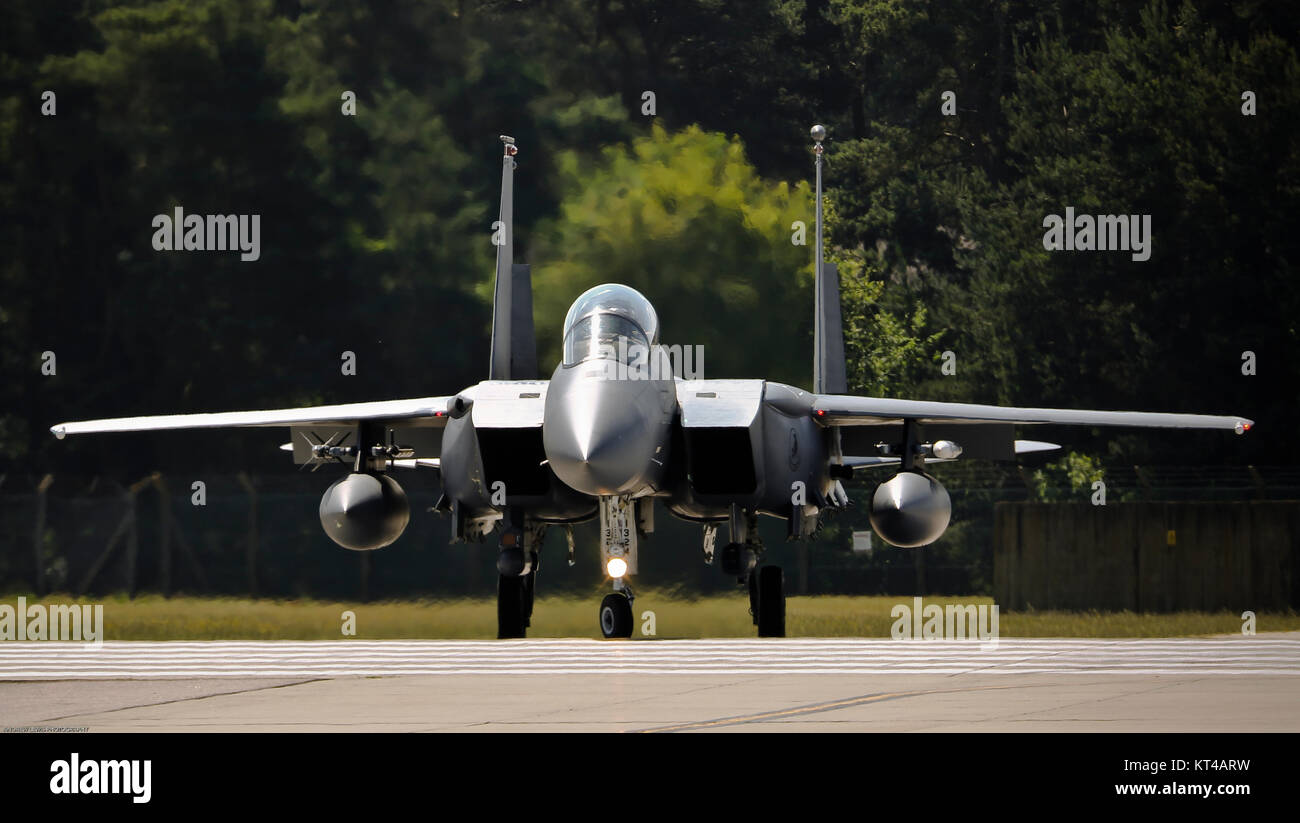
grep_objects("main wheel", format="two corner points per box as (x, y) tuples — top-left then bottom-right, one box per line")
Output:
(521, 567), (536, 627)
(599, 593), (634, 639)
(497, 574), (529, 639)
(756, 565), (785, 638)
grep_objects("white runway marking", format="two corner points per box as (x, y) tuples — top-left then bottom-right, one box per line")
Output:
(1, 638), (1298, 679)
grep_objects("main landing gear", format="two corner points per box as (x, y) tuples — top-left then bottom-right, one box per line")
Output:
(497, 569), (535, 639)
(716, 506), (786, 638)
(748, 565), (785, 638)
(496, 516), (544, 639)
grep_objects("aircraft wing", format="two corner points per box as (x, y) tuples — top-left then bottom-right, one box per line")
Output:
(812, 395), (1253, 434)
(50, 396), (455, 438)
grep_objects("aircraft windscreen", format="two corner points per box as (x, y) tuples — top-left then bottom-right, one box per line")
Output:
(562, 314), (650, 365)
(560, 284), (659, 366)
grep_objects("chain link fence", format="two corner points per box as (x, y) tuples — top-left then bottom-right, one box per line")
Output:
(2, 465), (1296, 600)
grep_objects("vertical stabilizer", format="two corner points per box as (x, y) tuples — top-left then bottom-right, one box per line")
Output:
(815, 261), (847, 394)
(510, 263), (537, 379)
(489, 136), (536, 379)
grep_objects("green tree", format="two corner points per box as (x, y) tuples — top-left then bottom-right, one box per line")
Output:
(532, 125), (818, 386)
(824, 0), (1299, 464)
(1030, 451), (1106, 502)
(834, 246), (943, 397)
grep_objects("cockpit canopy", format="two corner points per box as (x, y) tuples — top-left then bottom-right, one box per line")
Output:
(561, 284), (659, 366)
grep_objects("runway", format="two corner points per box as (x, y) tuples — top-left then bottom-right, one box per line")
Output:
(3, 637), (1300, 677)
(2, 636), (1298, 731)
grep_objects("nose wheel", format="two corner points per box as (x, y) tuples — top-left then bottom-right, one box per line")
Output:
(599, 592), (634, 639)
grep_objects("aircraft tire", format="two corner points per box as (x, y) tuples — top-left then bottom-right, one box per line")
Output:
(497, 574), (529, 639)
(756, 565), (785, 638)
(599, 593), (634, 639)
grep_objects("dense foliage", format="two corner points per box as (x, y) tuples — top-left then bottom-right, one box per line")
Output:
(3, 0), (1294, 479)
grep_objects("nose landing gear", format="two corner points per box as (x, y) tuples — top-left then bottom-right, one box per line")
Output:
(597, 496), (639, 639)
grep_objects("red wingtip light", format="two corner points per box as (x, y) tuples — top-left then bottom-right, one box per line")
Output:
(815, 409), (826, 417)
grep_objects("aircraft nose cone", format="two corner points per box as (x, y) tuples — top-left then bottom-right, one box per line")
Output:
(567, 420), (637, 491)
(544, 378), (658, 496)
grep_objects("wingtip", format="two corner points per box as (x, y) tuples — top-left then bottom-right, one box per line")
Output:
(50, 424), (66, 440)
(1235, 419), (1254, 435)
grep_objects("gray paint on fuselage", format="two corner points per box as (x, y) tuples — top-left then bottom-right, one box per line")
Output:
(542, 353), (675, 498)
(667, 380), (834, 523)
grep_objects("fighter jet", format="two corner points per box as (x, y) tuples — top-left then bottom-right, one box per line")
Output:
(51, 130), (1253, 639)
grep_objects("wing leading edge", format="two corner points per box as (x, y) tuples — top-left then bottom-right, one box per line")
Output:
(50, 396), (455, 438)
(813, 395), (1253, 434)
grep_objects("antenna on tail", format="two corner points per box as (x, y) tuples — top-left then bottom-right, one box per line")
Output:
(811, 124), (847, 395)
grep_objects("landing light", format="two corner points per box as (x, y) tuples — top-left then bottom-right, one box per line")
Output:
(606, 557), (628, 578)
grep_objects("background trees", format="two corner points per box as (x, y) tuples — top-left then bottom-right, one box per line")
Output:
(1, 0), (1295, 595)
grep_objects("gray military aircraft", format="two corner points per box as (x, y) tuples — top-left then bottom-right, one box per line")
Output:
(52, 130), (1253, 639)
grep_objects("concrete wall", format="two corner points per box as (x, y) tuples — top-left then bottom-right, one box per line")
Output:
(993, 502), (1300, 611)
